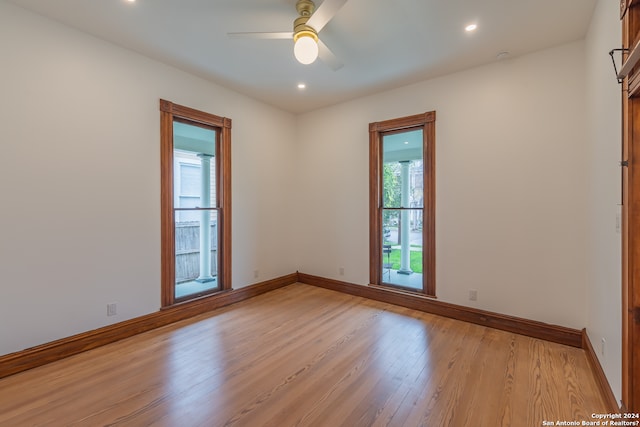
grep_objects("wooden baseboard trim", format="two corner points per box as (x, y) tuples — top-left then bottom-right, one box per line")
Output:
(297, 272), (582, 348)
(0, 273), (298, 380)
(582, 329), (620, 412)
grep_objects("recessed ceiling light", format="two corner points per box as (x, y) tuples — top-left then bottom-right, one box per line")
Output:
(297, 83), (306, 89)
(465, 24), (477, 32)
(404, 141), (409, 145)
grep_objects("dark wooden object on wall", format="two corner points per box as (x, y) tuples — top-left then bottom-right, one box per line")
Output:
(620, 0), (640, 412)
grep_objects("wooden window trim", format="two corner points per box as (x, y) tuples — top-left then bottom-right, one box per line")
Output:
(160, 100), (232, 307)
(369, 112), (436, 296)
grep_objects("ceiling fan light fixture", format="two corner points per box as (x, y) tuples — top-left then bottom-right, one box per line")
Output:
(293, 30), (319, 65)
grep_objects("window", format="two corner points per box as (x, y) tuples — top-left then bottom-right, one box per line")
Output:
(160, 100), (231, 306)
(369, 112), (435, 296)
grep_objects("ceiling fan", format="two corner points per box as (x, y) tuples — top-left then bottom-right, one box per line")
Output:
(227, 0), (348, 70)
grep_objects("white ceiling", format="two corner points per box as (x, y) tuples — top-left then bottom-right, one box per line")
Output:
(7, 0), (598, 113)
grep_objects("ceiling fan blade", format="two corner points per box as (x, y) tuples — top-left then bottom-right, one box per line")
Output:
(227, 31), (293, 40)
(307, 0), (349, 32)
(318, 39), (344, 71)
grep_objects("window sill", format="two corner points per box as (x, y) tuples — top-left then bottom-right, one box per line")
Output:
(369, 283), (437, 300)
(161, 288), (234, 310)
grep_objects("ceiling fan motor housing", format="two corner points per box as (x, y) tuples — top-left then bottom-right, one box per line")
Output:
(294, 0), (318, 41)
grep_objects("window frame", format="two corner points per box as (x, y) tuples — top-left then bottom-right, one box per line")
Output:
(160, 99), (232, 307)
(369, 112), (436, 296)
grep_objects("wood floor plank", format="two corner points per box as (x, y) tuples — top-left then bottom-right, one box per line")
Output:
(0, 284), (609, 427)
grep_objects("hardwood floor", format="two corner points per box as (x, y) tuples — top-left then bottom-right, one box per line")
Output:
(0, 284), (608, 426)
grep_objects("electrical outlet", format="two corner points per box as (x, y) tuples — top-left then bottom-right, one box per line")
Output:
(469, 289), (478, 301)
(339, 267), (345, 276)
(601, 337), (606, 357)
(107, 303), (117, 317)
(253, 270), (259, 279)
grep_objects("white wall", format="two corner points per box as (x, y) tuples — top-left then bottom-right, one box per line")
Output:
(585, 0), (622, 404)
(0, 1), (297, 356)
(295, 41), (590, 329)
